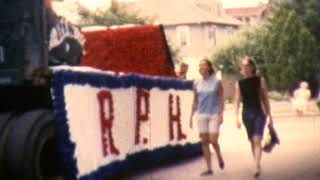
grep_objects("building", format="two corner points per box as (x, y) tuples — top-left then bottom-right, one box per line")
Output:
(193, 0), (225, 16)
(125, 0), (242, 79)
(224, 2), (271, 25)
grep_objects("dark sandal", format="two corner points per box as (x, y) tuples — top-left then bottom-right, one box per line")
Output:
(254, 167), (261, 178)
(200, 170), (213, 176)
(254, 171), (261, 178)
(219, 160), (225, 170)
(219, 161), (224, 170)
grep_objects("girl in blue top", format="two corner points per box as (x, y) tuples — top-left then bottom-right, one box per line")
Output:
(190, 59), (225, 176)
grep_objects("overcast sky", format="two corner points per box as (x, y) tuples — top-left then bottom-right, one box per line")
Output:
(223, 0), (268, 8)
(77, 0), (269, 10)
(117, 0), (269, 8)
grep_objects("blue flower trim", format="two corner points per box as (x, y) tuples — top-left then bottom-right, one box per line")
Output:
(50, 69), (197, 180)
(80, 143), (201, 180)
(52, 70), (193, 90)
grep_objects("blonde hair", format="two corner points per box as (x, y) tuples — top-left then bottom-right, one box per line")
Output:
(300, 81), (309, 89)
(241, 57), (257, 75)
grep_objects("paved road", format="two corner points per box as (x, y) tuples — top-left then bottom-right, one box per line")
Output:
(123, 101), (320, 180)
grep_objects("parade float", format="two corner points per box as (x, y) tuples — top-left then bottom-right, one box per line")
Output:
(50, 25), (201, 179)
(0, 1), (200, 179)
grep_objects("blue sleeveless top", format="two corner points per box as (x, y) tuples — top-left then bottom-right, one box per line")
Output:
(194, 76), (220, 115)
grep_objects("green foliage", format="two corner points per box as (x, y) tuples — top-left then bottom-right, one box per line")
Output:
(268, 91), (290, 101)
(78, 1), (153, 26)
(211, 26), (263, 74)
(260, 9), (318, 91)
(167, 44), (182, 64)
(211, 7), (319, 92)
(282, 0), (320, 46)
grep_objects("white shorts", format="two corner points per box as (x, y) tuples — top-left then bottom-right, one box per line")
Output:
(195, 113), (221, 134)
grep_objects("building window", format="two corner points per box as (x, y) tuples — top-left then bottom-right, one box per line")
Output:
(205, 25), (216, 46)
(176, 26), (190, 47)
(208, 27), (215, 39)
(227, 27), (234, 34)
(245, 17), (250, 24)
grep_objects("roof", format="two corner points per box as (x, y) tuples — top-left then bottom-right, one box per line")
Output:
(81, 25), (176, 77)
(224, 4), (268, 17)
(125, 0), (242, 26)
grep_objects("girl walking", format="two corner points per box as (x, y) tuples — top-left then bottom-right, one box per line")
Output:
(190, 58), (225, 176)
(234, 57), (274, 178)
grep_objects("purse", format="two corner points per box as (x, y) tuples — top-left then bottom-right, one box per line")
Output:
(263, 125), (280, 153)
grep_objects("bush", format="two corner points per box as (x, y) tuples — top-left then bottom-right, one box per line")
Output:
(211, 8), (319, 93)
(268, 91), (290, 101)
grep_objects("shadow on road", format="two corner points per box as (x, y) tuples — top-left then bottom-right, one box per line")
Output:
(118, 156), (202, 180)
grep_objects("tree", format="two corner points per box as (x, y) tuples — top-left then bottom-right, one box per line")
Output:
(167, 44), (182, 64)
(259, 9), (318, 91)
(78, 0), (153, 27)
(282, 0), (320, 46)
(211, 26), (263, 74)
(211, 7), (319, 92)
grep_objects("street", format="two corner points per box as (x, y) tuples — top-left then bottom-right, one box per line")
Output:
(123, 101), (320, 180)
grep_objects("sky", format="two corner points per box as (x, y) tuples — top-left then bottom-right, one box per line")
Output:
(77, 0), (269, 11)
(223, 0), (268, 8)
(118, 0), (270, 8)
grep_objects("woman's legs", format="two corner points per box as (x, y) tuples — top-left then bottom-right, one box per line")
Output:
(243, 109), (266, 177)
(200, 133), (212, 173)
(251, 142), (255, 159)
(251, 135), (263, 177)
(209, 133), (224, 169)
(197, 114), (224, 175)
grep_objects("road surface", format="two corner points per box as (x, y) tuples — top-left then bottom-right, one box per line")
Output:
(123, 101), (320, 180)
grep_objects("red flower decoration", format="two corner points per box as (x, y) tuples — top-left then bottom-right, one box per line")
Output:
(81, 25), (176, 77)
(97, 90), (120, 156)
(135, 89), (150, 145)
(169, 94), (186, 141)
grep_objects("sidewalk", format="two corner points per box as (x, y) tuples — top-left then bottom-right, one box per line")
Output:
(125, 101), (320, 180)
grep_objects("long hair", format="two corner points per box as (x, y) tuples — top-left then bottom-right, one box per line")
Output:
(201, 58), (215, 76)
(242, 57), (256, 75)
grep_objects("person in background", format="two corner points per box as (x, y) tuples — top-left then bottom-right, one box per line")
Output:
(190, 58), (225, 176)
(45, 0), (53, 10)
(292, 81), (311, 116)
(234, 57), (274, 178)
(176, 62), (189, 80)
